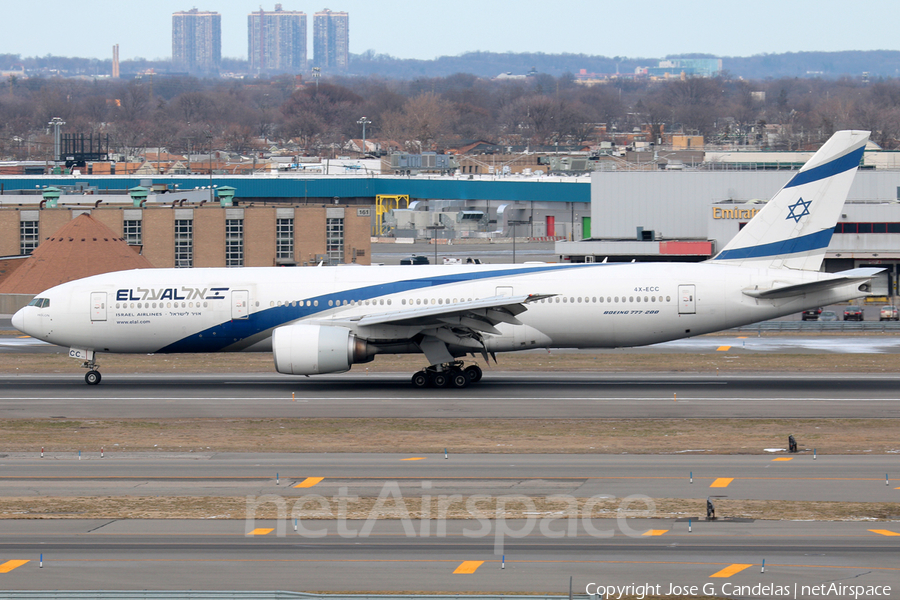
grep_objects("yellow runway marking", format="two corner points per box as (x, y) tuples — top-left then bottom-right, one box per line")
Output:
(294, 477), (324, 488)
(0, 560), (29, 573)
(401, 457), (426, 461)
(642, 530), (669, 536)
(710, 478), (733, 488)
(869, 529), (900, 536)
(772, 457), (793, 461)
(248, 528), (274, 536)
(453, 560), (484, 574)
(710, 563), (752, 578)
(716, 346), (731, 351)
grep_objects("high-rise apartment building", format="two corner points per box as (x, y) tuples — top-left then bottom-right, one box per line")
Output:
(313, 9), (349, 71)
(248, 4), (307, 73)
(172, 9), (222, 74)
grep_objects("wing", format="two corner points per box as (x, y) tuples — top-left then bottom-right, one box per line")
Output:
(327, 293), (554, 365)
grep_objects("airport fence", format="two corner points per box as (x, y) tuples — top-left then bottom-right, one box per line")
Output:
(733, 321), (900, 333)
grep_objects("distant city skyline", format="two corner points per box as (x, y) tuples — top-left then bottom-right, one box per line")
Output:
(2, 0), (899, 64)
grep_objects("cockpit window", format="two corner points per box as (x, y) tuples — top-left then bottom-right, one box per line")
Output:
(27, 298), (50, 308)
(41, 298), (50, 308)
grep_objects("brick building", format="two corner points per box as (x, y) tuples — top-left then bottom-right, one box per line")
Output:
(0, 204), (371, 269)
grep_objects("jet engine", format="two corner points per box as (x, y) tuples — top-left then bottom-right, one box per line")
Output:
(272, 323), (374, 375)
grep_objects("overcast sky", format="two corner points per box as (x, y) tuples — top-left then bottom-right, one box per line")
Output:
(3, 0), (898, 62)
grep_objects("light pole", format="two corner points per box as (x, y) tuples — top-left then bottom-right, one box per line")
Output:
(509, 220), (527, 264)
(312, 67), (320, 91)
(425, 224), (445, 264)
(357, 116), (371, 157)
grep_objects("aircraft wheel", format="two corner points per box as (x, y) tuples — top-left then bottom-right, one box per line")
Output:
(430, 372), (448, 388)
(85, 370), (101, 385)
(464, 364), (483, 383)
(411, 371), (429, 388)
(450, 371), (469, 389)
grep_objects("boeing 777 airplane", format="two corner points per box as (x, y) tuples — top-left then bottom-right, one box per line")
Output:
(13, 130), (879, 387)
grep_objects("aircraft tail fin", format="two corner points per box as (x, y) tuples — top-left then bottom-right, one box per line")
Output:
(711, 130), (869, 271)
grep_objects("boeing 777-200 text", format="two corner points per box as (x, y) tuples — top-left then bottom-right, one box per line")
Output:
(13, 130), (880, 387)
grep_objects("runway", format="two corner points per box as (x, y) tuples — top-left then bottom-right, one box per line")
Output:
(3, 328), (900, 595)
(2, 372), (900, 418)
(0, 519), (897, 596)
(0, 453), (898, 502)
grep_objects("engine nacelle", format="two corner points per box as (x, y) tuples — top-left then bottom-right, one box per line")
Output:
(272, 323), (373, 375)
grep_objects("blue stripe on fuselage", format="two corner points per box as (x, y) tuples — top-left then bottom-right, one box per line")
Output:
(156, 263), (600, 353)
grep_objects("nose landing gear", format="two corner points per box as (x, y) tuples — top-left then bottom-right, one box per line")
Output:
(81, 357), (101, 385)
(410, 361), (483, 389)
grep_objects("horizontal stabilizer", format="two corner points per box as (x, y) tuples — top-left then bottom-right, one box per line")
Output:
(742, 268), (883, 299)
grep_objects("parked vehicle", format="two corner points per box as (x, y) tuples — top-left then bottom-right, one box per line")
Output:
(400, 255), (430, 265)
(801, 307), (823, 321)
(879, 305), (899, 321)
(843, 306), (864, 321)
(820, 310), (839, 321)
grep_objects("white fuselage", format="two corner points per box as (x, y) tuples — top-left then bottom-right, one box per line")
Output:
(14, 262), (866, 359)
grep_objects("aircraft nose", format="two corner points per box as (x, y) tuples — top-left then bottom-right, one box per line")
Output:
(11, 307), (26, 333)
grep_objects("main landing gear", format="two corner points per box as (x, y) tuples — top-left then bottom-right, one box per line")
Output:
(411, 361), (483, 389)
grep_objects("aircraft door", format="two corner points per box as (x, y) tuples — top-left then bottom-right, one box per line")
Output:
(678, 285), (696, 314)
(232, 290), (249, 320)
(90, 292), (107, 322)
(495, 286), (513, 297)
